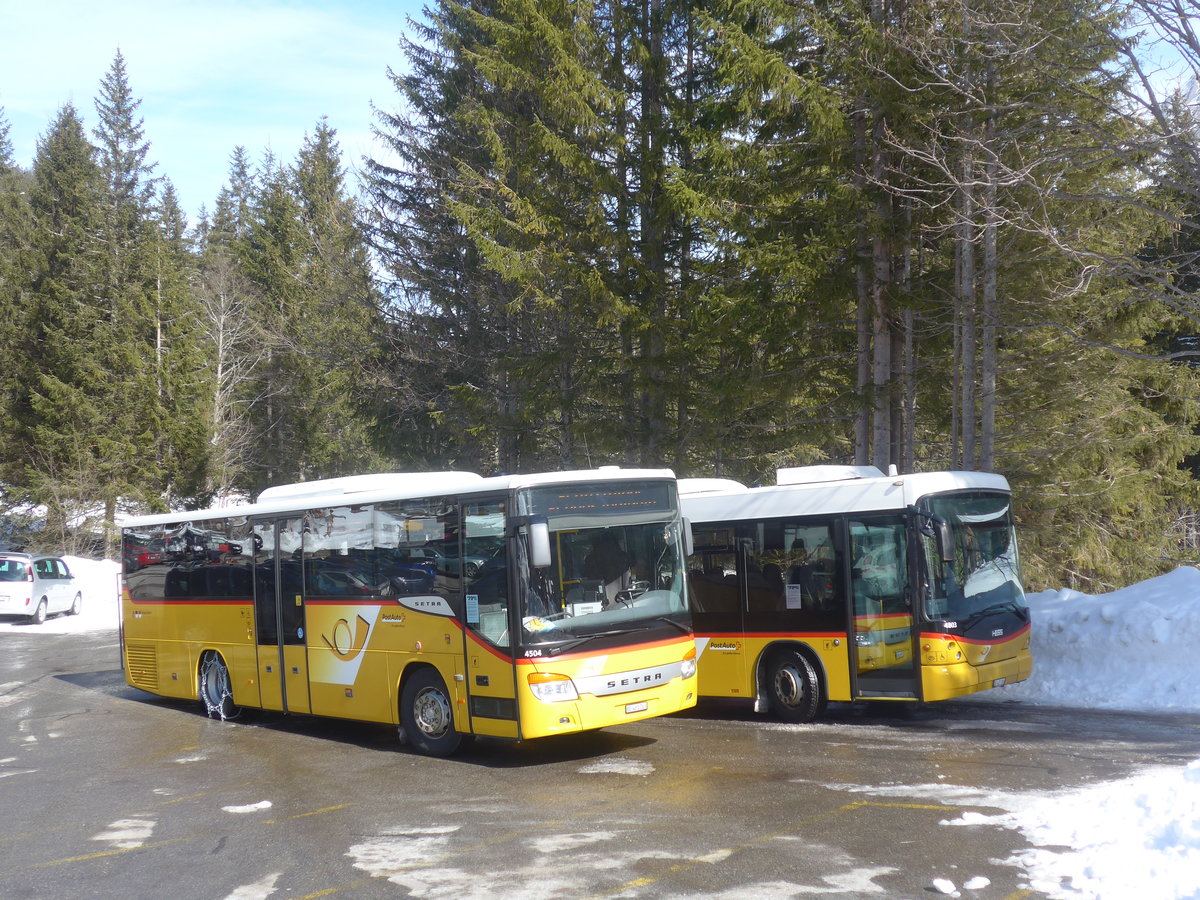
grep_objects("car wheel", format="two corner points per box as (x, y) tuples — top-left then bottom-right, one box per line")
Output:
(69, 593), (82, 615)
(29, 599), (47, 626)
(765, 648), (825, 723)
(400, 668), (463, 757)
(464, 562), (479, 578)
(199, 651), (240, 720)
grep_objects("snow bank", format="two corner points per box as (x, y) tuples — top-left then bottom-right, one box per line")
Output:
(978, 565), (1200, 713)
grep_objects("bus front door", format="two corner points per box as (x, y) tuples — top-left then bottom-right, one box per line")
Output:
(459, 499), (520, 739)
(847, 516), (919, 699)
(252, 518), (311, 714)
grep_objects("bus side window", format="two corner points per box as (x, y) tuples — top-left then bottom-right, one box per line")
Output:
(687, 549), (739, 614)
(745, 521), (843, 624)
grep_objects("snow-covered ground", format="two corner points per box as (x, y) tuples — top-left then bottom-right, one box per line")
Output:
(2, 558), (1198, 899)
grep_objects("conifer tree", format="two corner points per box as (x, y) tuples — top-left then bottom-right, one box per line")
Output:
(240, 132), (385, 492)
(364, 0), (532, 472)
(13, 104), (109, 540)
(147, 180), (210, 504)
(0, 107), (35, 478)
(89, 51), (185, 535)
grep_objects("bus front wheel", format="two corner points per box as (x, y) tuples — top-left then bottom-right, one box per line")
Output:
(765, 649), (824, 723)
(199, 651), (239, 720)
(400, 668), (463, 757)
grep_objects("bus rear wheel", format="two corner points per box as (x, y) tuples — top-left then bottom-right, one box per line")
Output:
(765, 649), (825, 723)
(199, 651), (239, 720)
(400, 668), (463, 757)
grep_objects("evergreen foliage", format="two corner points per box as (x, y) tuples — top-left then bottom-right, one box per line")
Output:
(0, 16), (1197, 588)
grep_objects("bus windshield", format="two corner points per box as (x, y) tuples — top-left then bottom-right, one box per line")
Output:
(919, 491), (1027, 624)
(517, 482), (689, 646)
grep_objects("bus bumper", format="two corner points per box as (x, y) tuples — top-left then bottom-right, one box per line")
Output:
(921, 650), (1033, 702)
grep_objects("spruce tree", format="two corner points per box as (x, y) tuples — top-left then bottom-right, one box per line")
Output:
(0, 107), (35, 486)
(89, 51), (180, 536)
(15, 104), (109, 543)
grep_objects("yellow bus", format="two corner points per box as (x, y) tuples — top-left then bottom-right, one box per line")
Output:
(121, 469), (697, 755)
(679, 466), (1031, 721)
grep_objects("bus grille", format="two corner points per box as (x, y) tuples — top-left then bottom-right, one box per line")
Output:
(125, 644), (158, 691)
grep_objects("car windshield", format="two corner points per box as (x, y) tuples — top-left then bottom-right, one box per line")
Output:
(0, 559), (31, 582)
(515, 481), (689, 646)
(920, 491), (1027, 622)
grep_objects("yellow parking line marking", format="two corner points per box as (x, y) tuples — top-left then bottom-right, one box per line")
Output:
(263, 803), (354, 824)
(27, 837), (193, 869)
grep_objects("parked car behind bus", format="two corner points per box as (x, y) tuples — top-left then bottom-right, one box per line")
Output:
(0, 553), (82, 624)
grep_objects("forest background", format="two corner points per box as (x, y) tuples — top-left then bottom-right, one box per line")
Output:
(3, 0), (1200, 592)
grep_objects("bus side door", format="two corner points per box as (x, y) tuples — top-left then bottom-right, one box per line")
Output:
(458, 498), (520, 739)
(252, 518), (311, 714)
(687, 529), (750, 698)
(846, 515), (919, 699)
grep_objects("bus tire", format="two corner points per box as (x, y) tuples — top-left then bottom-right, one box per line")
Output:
(400, 668), (463, 757)
(199, 651), (239, 721)
(765, 649), (824, 723)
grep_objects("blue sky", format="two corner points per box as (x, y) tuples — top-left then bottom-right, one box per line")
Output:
(1, 0), (425, 219)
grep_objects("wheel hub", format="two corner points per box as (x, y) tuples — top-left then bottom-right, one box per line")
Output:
(413, 687), (452, 738)
(775, 665), (804, 707)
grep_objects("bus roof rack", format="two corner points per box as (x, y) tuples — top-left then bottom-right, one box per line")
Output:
(775, 465), (885, 486)
(256, 472), (483, 503)
(676, 477), (747, 496)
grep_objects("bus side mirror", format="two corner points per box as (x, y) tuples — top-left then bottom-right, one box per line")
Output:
(934, 517), (955, 563)
(682, 518), (694, 558)
(529, 517), (551, 568)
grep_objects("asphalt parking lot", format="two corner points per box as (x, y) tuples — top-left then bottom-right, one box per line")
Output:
(4, 628), (1198, 899)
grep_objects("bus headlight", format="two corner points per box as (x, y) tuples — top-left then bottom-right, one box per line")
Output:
(528, 672), (579, 703)
(681, 647), (697, 679)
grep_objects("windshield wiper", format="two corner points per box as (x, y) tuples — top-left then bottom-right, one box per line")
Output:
(538, 628), (642, 655)
(962, 601), (1026, 628)
(655, 616), (692, 635)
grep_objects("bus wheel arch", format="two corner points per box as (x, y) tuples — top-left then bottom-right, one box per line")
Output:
(199, 650), (240, 721)
(759, 643), (827, 723)
(398, 665), (465, 757)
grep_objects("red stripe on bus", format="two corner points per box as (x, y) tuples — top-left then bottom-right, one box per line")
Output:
(131, 598), (252, 605)
(920, 622), (1031, 645)
(513, 634), (691, 666)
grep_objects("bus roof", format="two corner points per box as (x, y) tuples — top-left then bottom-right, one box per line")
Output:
(122, 467), (679, 529)
(679, 468), (1011, 524)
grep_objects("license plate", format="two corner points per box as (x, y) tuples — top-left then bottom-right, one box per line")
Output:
(625, 701), (648, 714)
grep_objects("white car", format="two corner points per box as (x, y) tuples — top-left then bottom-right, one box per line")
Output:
(0, 553), (82, 624)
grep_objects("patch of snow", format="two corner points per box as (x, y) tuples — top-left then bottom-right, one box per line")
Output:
(577, 757), (655, 776)
(222, 800), (272, 814)
(91, 817), (155, 849)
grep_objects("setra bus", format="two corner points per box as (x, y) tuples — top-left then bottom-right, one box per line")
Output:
(120, 468), (697, 755)
(679, 465), (1031, 721)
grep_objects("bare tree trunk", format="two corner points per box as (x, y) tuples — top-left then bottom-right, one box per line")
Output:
(638, 0), (667, 466)
(895, 200), (913, 471)
(958, 154), (977, 470)
(980, 94), (999, 471)
(871, 185), (893, 472)
(854, 110), (872, 466)
(856, 231), (872, 465)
